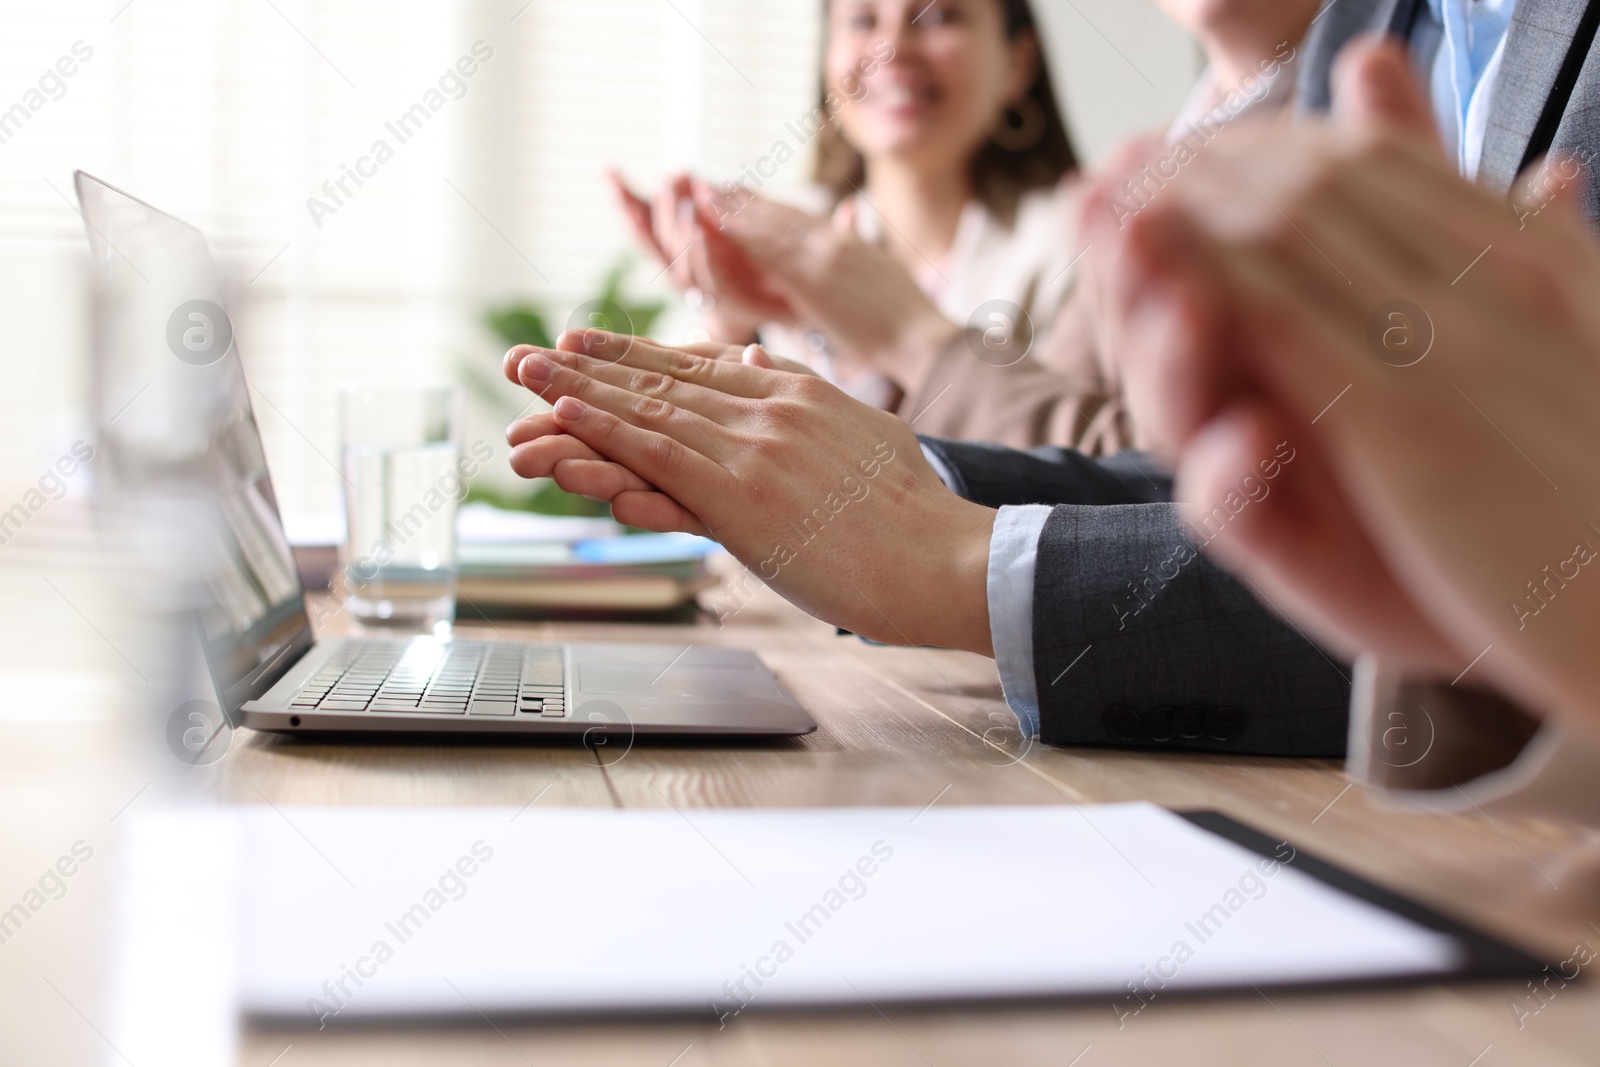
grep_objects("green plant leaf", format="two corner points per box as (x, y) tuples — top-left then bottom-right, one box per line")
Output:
(463, 481), (613, 518)
(596, 256), (667, 338)
(483, 305), (554, 349)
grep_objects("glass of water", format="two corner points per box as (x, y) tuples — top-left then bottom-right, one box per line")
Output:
(339, 386), (462, 631)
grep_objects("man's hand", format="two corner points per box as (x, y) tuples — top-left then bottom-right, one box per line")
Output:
(502, 330), (997, 655)
(1082, 38), (1463, 678)
(1099, 38), (1600, 723)
(502, 336), (816, 388)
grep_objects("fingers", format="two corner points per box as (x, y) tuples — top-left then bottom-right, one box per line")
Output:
(653, 174), (696, 289)
(1077, 132), (1167, 235)
(1323, 41), (1505, 281)
(503, 408), (714, 534)
(508, 432), (652, 493)
(1106, 203), (1249, 453)
(685, 209), (793, 322)
(1146, 138), (1379, 327)
(639, 337), (768, 364)
(513, 348), (739, 457)
(1313, 119), (1523, 283)
(741, 342), (819, 377)
(682, 339), (758, 361)
(1227, 248), (1389, 425)
(531, 450), (710, 535)
(539, 329), (788, 400)
(546, 395), (732, 519)
(830, 197), (857, 233)
(504, 342), (542, 385)
(506, 412), (657, 489)
(510, 332), (802, 414)
(550, 457), (654, 499)
(740, 343), (774, 369)
(506, 410), (559, 448)
(703, 188), (811, 269)
(1152, 127), (1482, 335)
(507, 431), (590, 480)
(1178, 400), (1461, 672)
(1321, 148), (1496, 284)
(608, 170), (670, 264)
(608, 489), (711, 536)
(1331, 36), (1440, 147)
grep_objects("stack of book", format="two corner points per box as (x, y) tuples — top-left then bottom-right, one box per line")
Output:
(454, 505), (718, 616)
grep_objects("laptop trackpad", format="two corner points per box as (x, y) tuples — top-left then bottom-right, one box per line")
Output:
(578, 661), (782, 699)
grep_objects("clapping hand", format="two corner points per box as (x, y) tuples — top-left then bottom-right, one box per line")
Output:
(1097, 37), (1600, 724)
(608, 171), (794, 341)
(502, 330), (998, 654)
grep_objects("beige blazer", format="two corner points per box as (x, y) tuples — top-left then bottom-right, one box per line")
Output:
(898, 64), (1302, 451)
(762, 181), (1084, 420)
(897, 256), (1132, 452)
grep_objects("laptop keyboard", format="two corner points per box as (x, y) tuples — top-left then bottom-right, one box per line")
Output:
(290, 641), (567, 718)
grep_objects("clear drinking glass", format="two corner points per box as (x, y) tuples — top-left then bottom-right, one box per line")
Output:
(338, 386), (461, 631)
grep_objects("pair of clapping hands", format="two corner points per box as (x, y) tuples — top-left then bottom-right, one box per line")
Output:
(605, 172), (961, 387)
(510, 39), (1600, 734)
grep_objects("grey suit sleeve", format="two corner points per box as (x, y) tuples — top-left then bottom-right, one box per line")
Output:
(920, 436), (1350, 757)
(1030, 504), (1349, 756)
(917, 438), (1172, 507)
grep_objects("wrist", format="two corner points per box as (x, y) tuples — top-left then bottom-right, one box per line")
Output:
(901, 497), (996, 656)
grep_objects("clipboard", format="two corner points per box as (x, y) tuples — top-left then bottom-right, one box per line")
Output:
(110, 802), (1550, 1040)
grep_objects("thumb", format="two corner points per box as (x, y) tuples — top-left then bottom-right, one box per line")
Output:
(1331, 35), (1440, 147)
(831, 197), (858, 233)
(741, 342), (820, 377)
(605, 168), (638, 206)
(740, 342), (776, 369)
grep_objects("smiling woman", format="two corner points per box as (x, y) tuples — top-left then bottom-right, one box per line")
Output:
(611, 0), (1090, 414)
(814, 0), (1078, 228)
(0, 1), (1190, 536)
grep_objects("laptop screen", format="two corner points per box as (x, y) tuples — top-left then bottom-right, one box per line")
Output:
(75, 171), (314, 712)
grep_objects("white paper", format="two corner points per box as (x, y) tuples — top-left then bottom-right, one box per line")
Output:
(120, 803), (1463, 1030)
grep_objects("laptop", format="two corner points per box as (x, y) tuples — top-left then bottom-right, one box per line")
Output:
(74, 170), (816, 739)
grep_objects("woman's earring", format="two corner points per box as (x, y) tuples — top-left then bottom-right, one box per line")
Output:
(993, 97), (1045, 151)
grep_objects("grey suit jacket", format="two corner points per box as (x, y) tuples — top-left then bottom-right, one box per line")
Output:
(1300, 0), (1600, 206)
(920, 440), (1351, 757)
(920, 0), (1600, 761)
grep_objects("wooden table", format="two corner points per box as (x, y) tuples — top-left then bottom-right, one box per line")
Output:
(6, 517), (1600, 1066)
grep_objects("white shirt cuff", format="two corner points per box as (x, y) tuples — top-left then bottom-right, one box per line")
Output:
(988, 504), (1052, 739)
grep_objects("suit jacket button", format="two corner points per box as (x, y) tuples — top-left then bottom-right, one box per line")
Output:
(1104, 705), (1142, 742)
(1176, 705), (1207, 740)
(1206, 706), (1245, 742)
(1146, 706), (1176, 742)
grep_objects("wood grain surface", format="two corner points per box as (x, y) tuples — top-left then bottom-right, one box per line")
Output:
(5, 515), (1598, 1066)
